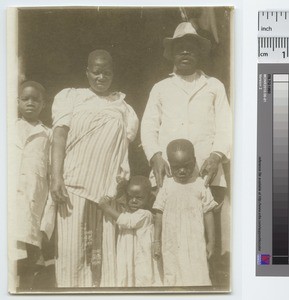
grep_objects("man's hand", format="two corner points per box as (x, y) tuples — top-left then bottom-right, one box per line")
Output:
(50, 176), (73, 209)
(150, 152), (171, 188)
(200, 152), (222, 187)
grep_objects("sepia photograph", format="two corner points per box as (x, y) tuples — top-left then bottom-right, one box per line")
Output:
(7, 6), (233, 294)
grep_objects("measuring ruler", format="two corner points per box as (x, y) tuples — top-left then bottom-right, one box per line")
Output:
(256, 11), (289, 276)
(258, 11), (289, 62)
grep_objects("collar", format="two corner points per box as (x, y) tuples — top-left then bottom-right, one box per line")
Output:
(107, 91), (126, 102)
(169, 70), (208, 97)
(15, 118), (50, 149)
(169, 70), (201, 82)
(88, 89), (126, 103)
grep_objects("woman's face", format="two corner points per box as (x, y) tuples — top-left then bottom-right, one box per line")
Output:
(86, 57), (113, 95)
(172, 37), (200, 76)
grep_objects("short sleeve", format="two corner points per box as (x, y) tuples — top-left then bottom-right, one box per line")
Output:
(52, 88), (77, 129)
(201, 186), (218, 213)
(116, 210), (151, 229)
(152, 185), (167, 212)
(125, 103), (139, 142)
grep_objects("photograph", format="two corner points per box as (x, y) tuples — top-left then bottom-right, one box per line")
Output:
(7, 6), (233, 294)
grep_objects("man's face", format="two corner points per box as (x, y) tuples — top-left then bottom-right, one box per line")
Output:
(86, 57), (113, 95)
(172, 37), (200, 75)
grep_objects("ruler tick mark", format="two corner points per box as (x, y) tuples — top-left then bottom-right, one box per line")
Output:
(258, 11), (289, 61)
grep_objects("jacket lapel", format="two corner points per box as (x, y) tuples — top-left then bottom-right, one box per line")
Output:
(169, 71), (208, 100)
(188, 71), (208, 101)
(170, 74), (191, 95)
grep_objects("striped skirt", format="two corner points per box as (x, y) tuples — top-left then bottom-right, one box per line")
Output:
(55, 191), (116, 287)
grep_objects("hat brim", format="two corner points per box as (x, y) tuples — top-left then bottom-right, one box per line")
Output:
(163, 34), (211, 61)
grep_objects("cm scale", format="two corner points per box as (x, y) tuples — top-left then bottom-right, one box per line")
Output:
(256, 11), (289, 276)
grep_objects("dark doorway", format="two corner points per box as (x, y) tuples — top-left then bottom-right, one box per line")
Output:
(18, 7), (231, 176)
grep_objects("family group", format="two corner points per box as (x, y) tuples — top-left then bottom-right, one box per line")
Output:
(13, 22), (231, 290)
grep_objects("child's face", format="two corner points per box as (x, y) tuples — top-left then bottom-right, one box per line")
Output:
(18, 86), (45, 122)
(168, 150), (196, 184)
(127, 183), (149, 212)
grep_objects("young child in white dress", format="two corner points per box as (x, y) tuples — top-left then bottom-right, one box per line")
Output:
(153, 139), (218, 287)
(99, 176), (162, 287)
(14, 81), (51, 290)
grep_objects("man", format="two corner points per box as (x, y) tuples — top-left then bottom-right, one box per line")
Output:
(141, 23), (232, 284)
(141, 22), (231, 191)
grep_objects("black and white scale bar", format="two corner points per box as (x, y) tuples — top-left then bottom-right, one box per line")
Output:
(258, 37), (289, 61)
(258, 11), (289, 36)
(272, 74), (289, 265)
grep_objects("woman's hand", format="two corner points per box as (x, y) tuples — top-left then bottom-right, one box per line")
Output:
(150, 152), (171, 188)
(50, 176), (73, 209)
(206, 241), (215, 260)
(51, 126), (71, 209)
(116, 176), (128, 198)
(99, 196), (112, 207)
(153, 241), (162, 260)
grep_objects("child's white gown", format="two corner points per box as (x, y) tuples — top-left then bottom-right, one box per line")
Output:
(153, 175), (217, 286)
(116, 209), (163, 287)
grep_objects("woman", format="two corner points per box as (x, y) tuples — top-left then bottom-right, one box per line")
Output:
(50, 50), (139, 287)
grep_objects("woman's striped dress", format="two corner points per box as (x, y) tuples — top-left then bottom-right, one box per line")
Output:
(52, 88), (139, 287)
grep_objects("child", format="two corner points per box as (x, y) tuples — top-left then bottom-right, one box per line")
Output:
(14, 81), (50, 290)
(153, 139), (217, 286)
(99, 176), (162, 287)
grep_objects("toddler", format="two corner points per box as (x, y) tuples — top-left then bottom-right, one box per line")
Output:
(153, 139), (217, 286)
(99, 176), (162, 287)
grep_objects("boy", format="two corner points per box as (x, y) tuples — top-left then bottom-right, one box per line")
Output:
(14, 81), (51, 290)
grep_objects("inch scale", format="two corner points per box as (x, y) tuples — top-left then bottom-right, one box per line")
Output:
(258, 11), (289, 61)
(256, 10), (289, 276)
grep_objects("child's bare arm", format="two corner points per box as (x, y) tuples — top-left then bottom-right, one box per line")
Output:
(99, 196), (121, 221)
(153, 211), (163, 260)
(204, 210), (215, 259)
(50, 126), (72, 209)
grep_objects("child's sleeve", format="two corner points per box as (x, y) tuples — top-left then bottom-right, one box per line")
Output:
(52, 88), (77, 129)
(201, 186), (218, 213)
(124, 103), (139, 142)
(116, 210), (150, 229)
(40, 194), (56, 240)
